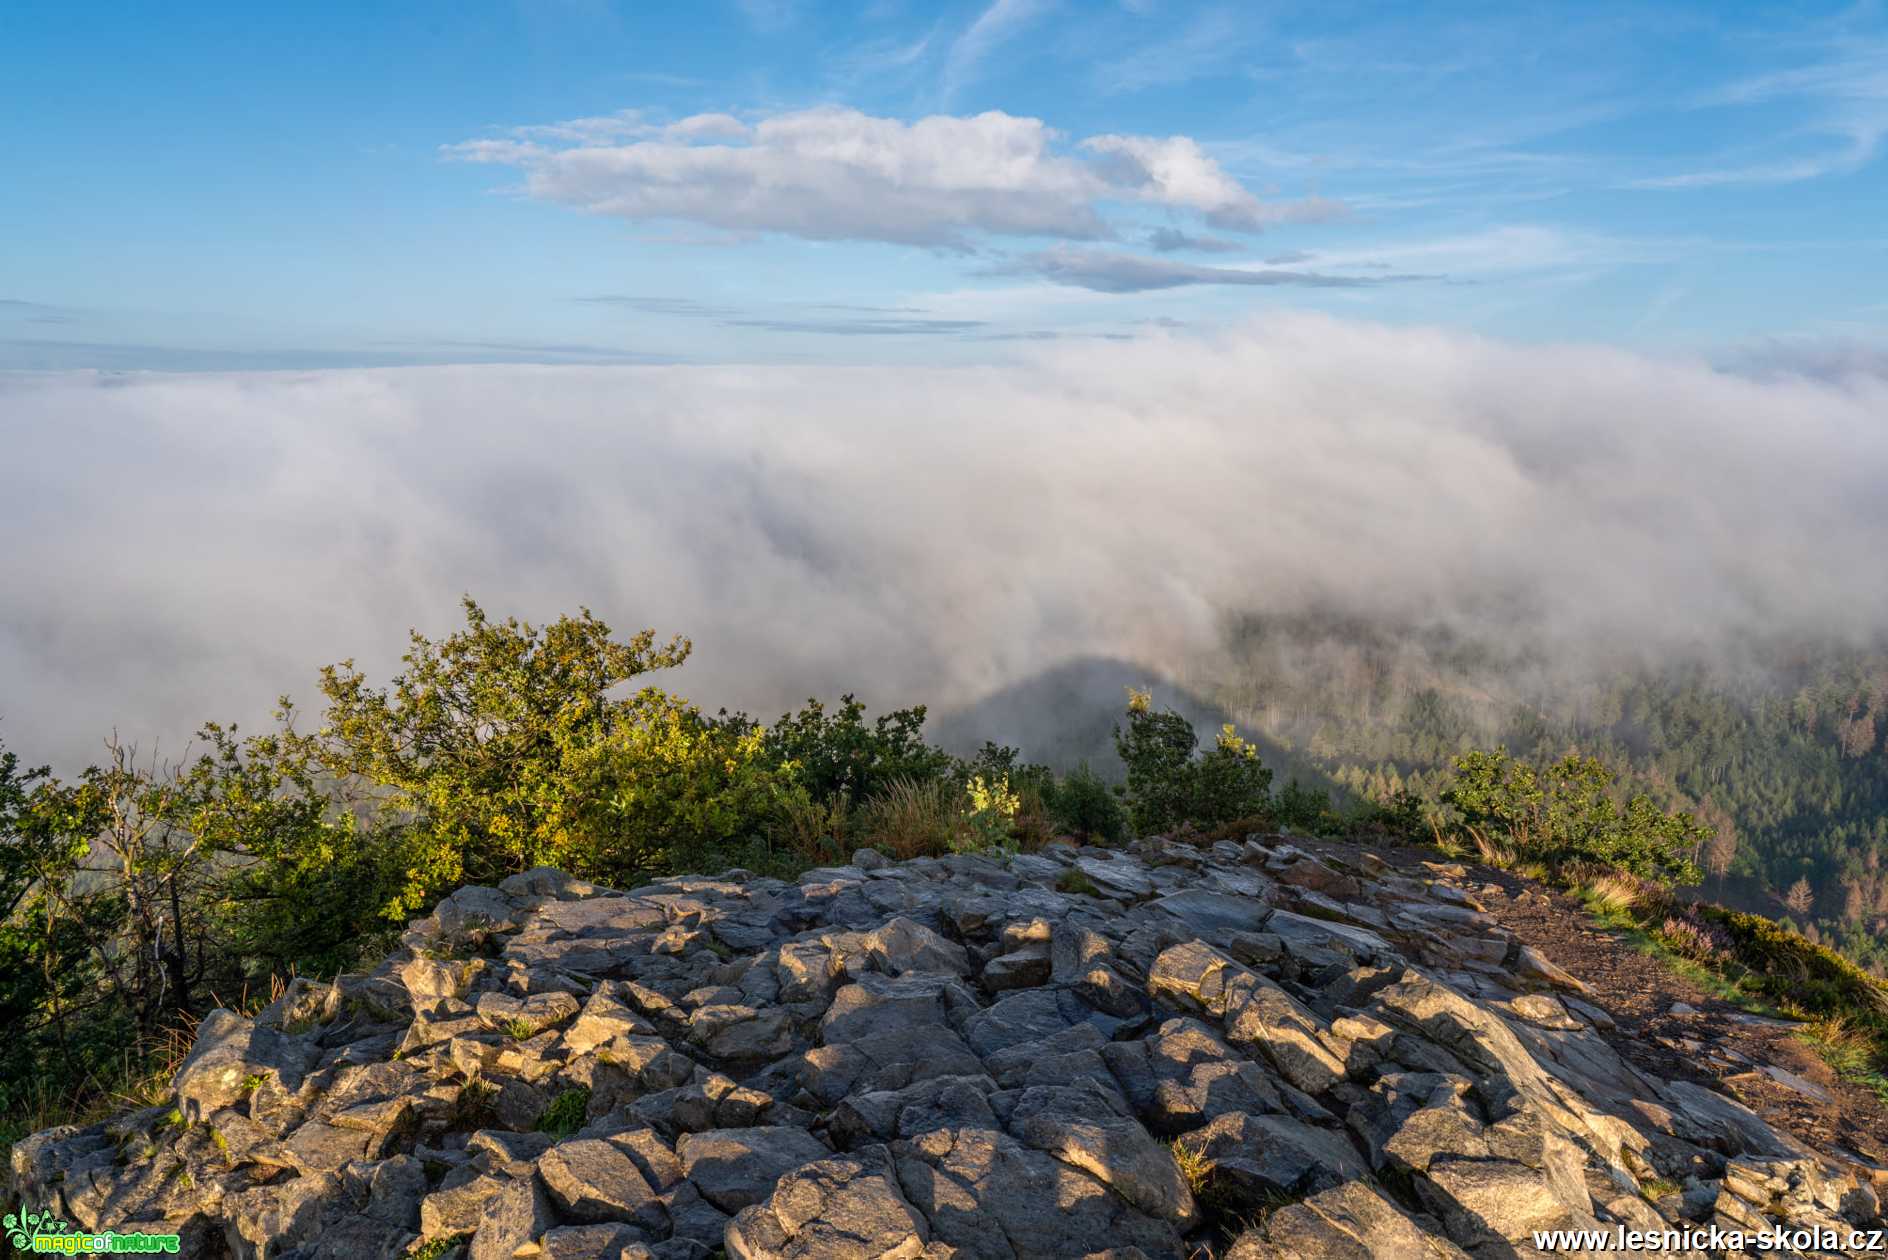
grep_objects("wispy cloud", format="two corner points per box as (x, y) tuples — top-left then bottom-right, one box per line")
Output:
(1634, 36), (1888, 188)
(733, 0), (798, 33)
(1093, 7), (1245, 93)
(1002, 247), (1414, 293)
(1, 298), (79, 325)
(1145, 228), (1244, 253)
(942, 0), (1056, 99)
(723, 316), (985, 335)
(581, 293), (986, 337)
(580, 295), (743, 318)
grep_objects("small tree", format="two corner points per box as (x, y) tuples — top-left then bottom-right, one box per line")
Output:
(1114, 690), (1199, 835)
(290, 597), (756, 916)
(1785, 876), (1816, 917)
(1114, 692), (1272, 835)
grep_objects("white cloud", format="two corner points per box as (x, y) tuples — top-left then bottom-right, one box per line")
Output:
(6, 318), (1887, 770)
(1082, 133), (1343, 230)
(445, 106), (1329, 249)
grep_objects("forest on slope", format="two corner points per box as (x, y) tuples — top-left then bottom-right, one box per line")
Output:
(1175, 611), (1888, 974)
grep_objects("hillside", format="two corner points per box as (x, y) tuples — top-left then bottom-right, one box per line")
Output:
(11, 832), (1885, 1258)
(936, 622), (1888, 976)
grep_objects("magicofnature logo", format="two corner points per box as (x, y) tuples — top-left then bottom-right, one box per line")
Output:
(4, 1204), (180, 1254)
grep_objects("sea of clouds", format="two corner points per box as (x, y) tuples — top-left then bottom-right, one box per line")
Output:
(4, 315), (1886, 771)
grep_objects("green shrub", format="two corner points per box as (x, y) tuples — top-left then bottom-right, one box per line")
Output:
(1441, 749), (1706, 884)
(1114, 692), (1272, 836)
(1272, 780), (1337, 834)
(1695, 902), (1888, 1020)
(1047, 763), (1126, 843)
(759, 695), (954, 804)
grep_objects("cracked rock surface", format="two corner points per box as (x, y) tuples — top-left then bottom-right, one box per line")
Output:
(10, 835), (1885, 1258)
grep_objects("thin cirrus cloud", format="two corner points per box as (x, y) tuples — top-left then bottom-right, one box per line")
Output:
(1631, 37), (1888, 188)
(1005, 246), (1418, 293)
(444, 106), (1340, 251)
(580, 293), (989, 337)
(941, 0), (1056, 100)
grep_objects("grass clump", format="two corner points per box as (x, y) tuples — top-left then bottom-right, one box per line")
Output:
(502, 1017), (537, 1042)
(1169, 1138), (1213, 1199)
(536, 1087), (590, 1141)
(450, 1076), (499, 1131)
(1639, 1177), (1681, 1202)
(407, 1235), (470, 1260)
(1056, 867), (1101, 897)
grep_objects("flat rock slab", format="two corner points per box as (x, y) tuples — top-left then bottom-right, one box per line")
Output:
(678, 1126), (832, 1213)
(1148, 890), (1276, 939)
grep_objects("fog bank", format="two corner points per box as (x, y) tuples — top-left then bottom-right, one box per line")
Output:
(3, 315), (1885, 771)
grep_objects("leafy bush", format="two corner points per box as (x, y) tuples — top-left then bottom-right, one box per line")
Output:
(1272, 780), (1338, 834)
(290, 598), (709, 914)
(1114, 691), (1272, 835)
(1442, 749), (1706, 884)
(964, 774), (1021, 852)
(759, 695), (954, 804)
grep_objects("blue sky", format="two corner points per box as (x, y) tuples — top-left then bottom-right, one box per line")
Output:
(4, 0), (1886, 369)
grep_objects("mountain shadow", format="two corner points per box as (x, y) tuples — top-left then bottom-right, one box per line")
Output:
(928, 654), (1346, 799)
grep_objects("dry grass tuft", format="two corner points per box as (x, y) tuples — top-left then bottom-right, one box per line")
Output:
(856, 777), (971, 859)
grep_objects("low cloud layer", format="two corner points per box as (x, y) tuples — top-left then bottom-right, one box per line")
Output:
(445, 106), (1337, 250)
(3, 315), (1886, 770)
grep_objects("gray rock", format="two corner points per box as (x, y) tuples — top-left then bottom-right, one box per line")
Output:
(1225, 1180), (1472, 1260)
(863, 916), (971, 976)
(1148, 890), (1276, 940)
(468, 1174), (557, 1260)
(820, 973), (968, 1044)
(541, 1223), (656, 1260)
(1100, 1018), (1286, 1134)
(174, 1008), (317, 1124)
(725, 1145), (933, 1260)
(1178, 1111), (1367, 1203)
(539, 1137), (670, 1229)
(892, 1124), (1185, 1258)
(982, 946), (1052, 991)
(689, 1004), (795, 1060)
(678, 1126), (832, 1211)
(963, 988), (1077, 1057)
(1422, 1154), (1590, 1247)
(1007, 1085), (1197, 1228)
(421, 1167), (504, 1237)
(1073, 856), (1155, 899)
(434, 884), (521, 937)
(829, 1075), (999, 1146)
(26, 844), (1870, 1260)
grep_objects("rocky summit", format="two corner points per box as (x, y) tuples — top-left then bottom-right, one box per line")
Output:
(10, 835), (1885, 1259)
